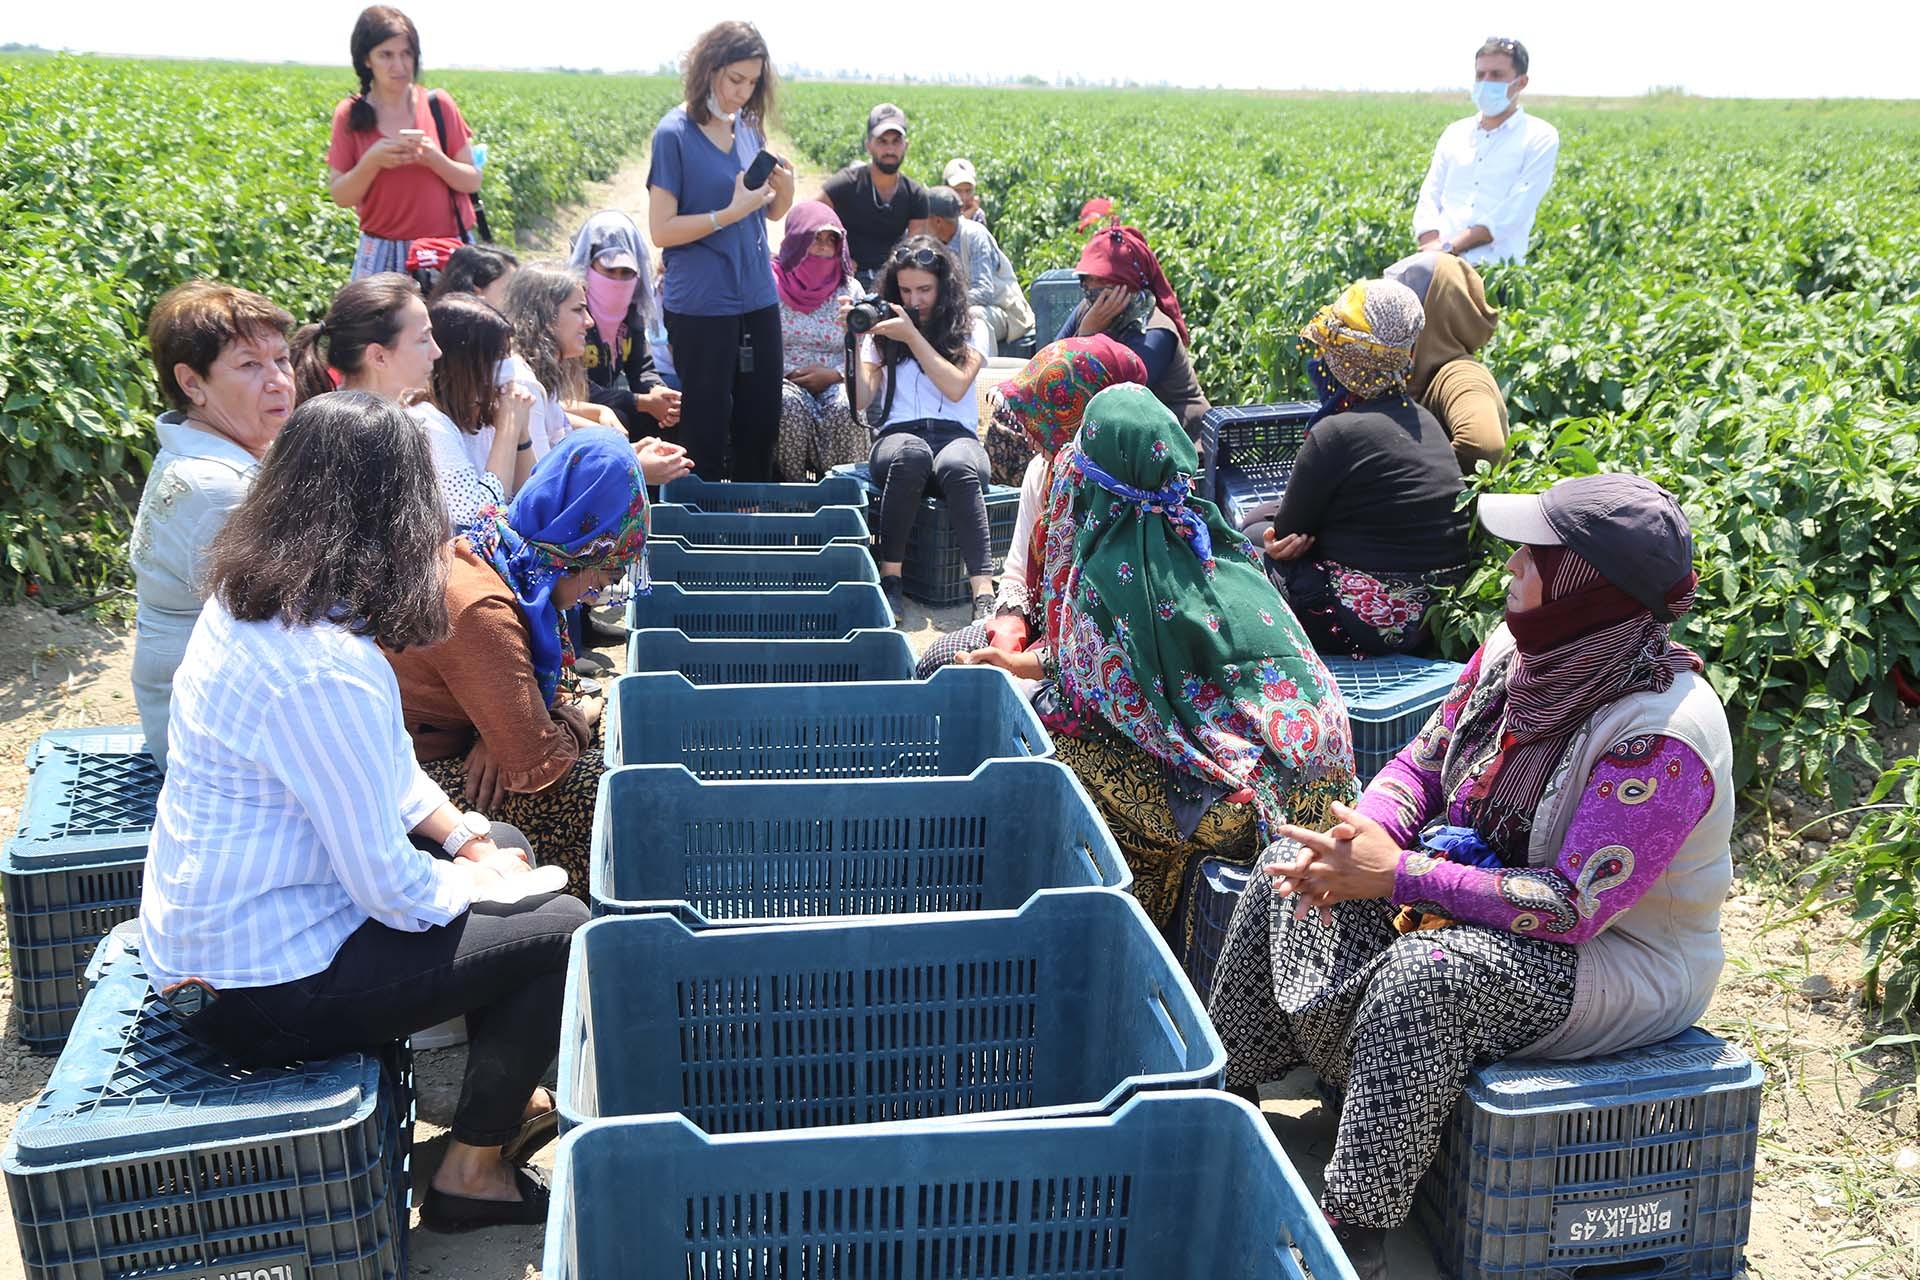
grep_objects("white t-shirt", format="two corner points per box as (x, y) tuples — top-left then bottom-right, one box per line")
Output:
(497, 353), (568, 462)
(409, 401), (504, 531)
(860, 334), (983, 430)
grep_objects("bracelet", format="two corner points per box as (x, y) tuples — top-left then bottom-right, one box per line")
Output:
(516, 439), (533, 451)
(708, 210), (722, 233)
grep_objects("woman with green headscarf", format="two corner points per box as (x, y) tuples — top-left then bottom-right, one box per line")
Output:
(962, 383), (1358, 942)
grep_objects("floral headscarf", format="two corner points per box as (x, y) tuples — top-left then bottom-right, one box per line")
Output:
(993, 336), (1148, 606)
(464, 427), (646, 706)
(1045, 384), (1358, 836)
(1298, 278), (1426, 425)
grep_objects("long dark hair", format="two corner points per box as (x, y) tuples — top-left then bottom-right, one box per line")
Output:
(502, 261), (586, 403)
(426, 245), (520, 305)
(683, 21), (776, 128)
(290, 273), (422, 404)
(346, 6), (421, 133)
(426, 294), (511, 434)
(872, 235), (970, 427)
(206, 391), (449, 650)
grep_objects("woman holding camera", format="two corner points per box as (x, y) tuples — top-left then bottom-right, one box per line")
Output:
(647, 21), (796, 481)
(327, 7), (483, 281)
(850, 236), (993, 624)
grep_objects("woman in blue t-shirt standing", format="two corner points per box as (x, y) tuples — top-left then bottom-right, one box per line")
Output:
(647, 22), (795, 482)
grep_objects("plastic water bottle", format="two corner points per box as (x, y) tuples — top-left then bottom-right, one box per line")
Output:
(471, 141), (488, 171)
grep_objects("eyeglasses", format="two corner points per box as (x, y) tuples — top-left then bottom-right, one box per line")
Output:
(1483, 35), (1519, 50)
(889, 244), (945, 269)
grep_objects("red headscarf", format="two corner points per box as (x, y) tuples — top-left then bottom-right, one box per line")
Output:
(1076, 225), (1189, 345)
(1077, 197), (1115, 232)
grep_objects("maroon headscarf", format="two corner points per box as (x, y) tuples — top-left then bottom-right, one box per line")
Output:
(1076, 225), (1189, 345)
(1465, 545), (1703, 862)
(772, 200), (852, 313)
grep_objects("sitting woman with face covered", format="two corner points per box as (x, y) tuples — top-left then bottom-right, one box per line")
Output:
(960, 384), (1357, 947)
(1053, 225), (1210, 437)
(1208, 474), (1731, 1280)
(1262, 278), (1470, 657)
(566, 210), (682, 439)
(384, 428), (645, 890)
(771, 200), (866, 481)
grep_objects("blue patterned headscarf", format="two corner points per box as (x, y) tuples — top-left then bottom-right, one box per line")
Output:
(464, 427), (646, 705)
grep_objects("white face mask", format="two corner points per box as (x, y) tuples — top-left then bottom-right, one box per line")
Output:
(1471, 80), (1514, 116)
(707, 92), (736, 124)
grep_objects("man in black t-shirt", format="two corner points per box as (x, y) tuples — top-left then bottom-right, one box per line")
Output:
(820, 103), (931, 284)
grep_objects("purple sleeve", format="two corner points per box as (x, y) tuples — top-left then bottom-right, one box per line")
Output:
(1354, 646), (1485, 847)
(1389, 735), (1716, 943)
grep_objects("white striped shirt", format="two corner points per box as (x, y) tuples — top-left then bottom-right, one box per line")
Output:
(139, 598), (473, 993)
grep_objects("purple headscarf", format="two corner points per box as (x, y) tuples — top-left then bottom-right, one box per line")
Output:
(773, 200), (852, 313)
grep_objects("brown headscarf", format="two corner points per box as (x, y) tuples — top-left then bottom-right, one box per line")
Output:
(1399, 254), (1500, 401)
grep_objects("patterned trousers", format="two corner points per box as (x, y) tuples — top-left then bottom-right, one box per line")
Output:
(1207, 844), (1577, 1228)
(773, 381), (867, 482)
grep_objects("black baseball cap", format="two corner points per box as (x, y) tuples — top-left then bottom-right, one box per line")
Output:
(866, 103), (907, 138)
(1479, 474), (1695, 619)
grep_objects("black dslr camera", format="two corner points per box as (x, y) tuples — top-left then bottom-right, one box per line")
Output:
(844, 290), (890, 334)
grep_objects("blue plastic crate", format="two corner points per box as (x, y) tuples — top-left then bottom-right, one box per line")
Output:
(543, 1090), (1356, 1280)
(4, 935), (409, 1280)
(1417, 1028), (1762, 1280)
(624, 582), (891, 639)
(645, 542), (879, 592)
(588, 757), (1128, 921)
(625, 629), (915, 683)
(1181, 858), (1254, 1003)
(660, 474), (868, 513)
(829, 462), (1022, 606)
(559, 888), (1217, 1133)
(648, 502), (870, 549)
(1028, 266), (1083, 348)
(1197, 402), (1316, 517)
(1321, 654), (1464, 782)
(2, 727), (161, 1052)
(603, 665), (1052, 778)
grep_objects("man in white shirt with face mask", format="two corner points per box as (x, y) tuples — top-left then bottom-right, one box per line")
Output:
(1414, 37), (1560, 266)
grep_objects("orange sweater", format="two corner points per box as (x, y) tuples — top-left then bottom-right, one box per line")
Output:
(385, 541), (587, 793)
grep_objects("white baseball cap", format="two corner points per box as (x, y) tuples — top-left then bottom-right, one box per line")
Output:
(943, 158), (977, 186)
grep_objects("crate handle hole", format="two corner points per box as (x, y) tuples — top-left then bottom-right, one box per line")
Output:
(1149, 986), (1188, 1057)
(1569, 1260), (1674, 1280)
(1077, 839), (1107, 882)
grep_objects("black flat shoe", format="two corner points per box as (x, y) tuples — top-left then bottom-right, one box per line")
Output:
(572, 650), (612, 677)
(1332, 1220), (1388, 1280)
(500, 1105), (559, 1165)
(421, 1164), (550, 1233)
(583, 610), (630, 646)
(881, 575), (906, 626)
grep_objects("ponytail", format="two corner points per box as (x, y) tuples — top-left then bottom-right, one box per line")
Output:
(289, 323), (335, 405)
(293, 273), (421, 404)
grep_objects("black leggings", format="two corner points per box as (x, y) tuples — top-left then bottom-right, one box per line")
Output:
(664, 304), (783, 482)
(870, 419), (993, 575)
(182, 839), (587, 1148)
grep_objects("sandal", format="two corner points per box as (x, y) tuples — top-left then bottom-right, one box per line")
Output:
(421, 1164), (550, 1233)
(500, 1104), (560, 1165)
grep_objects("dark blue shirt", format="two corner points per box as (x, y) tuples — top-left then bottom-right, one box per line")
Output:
(1055, 301), (1177, 384)
(648, 107), (778, 317)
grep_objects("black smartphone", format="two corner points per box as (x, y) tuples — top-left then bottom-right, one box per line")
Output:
(744, 149), (777, 190)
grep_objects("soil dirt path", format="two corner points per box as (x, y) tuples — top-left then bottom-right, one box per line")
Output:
(1, 138), (1915, 1279)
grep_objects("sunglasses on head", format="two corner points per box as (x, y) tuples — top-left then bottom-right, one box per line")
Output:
(889, 244), (944, 270)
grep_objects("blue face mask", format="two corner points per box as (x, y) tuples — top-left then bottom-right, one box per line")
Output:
(1471, 79), (1514, 116)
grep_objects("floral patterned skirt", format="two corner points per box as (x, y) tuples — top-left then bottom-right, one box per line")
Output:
(1272, 558), (1466, 658)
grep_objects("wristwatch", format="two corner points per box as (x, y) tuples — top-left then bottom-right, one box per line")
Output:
(1440, 239), (1455, 255)
(442, 810), (491, 857)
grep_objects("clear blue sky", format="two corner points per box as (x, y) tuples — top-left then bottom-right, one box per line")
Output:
(7, 1), (1918, 99)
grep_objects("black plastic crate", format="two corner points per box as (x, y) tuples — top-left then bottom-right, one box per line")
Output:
(1180, 858), (1253, 1002)
(830, 463), (1021, 606)
(4, 934), (411, 1280)
(1417, 1027), (1762, 1280)
(1197, 402), (1316, 527)
(2, 727), (160, 1052)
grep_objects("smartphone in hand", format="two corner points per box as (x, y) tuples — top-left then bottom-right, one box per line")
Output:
(744, 149), (777, 190)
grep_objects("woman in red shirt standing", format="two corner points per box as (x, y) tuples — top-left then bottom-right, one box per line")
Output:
(327, 7), (483, 280)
